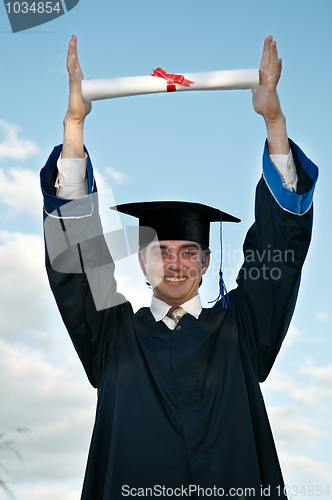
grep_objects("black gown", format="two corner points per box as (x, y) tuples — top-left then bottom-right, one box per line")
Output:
(40, 140), (318, 499)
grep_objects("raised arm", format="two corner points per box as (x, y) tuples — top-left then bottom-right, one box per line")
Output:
(62, 35), (91, 159)
(41, 37), (128, 388)
(236, 36), (319, 381)
(252, 36), (289, 155)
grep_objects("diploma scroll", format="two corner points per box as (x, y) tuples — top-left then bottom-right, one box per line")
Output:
(81, 68), (259, 101)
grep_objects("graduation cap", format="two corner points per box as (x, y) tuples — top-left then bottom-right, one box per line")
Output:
(110, 201), (241, 308)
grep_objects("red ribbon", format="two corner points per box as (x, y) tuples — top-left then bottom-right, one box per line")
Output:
(151, 67), (194, 92)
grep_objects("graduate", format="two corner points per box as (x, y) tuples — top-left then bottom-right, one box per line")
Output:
(40, 36), (318, 499)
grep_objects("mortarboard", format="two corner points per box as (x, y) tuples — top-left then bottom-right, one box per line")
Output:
(111, 201), (240, 248)
(110, 201), (241, 308)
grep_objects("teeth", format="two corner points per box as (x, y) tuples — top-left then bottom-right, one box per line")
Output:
(164, 277), (186, 282)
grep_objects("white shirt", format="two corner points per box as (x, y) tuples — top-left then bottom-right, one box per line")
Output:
(150, 295), (202, 330)
(270, 152), (297, 192)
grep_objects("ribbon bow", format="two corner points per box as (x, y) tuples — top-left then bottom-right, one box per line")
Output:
(151, 67), (194, 92)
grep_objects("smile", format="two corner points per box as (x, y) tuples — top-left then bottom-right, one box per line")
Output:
(163, 277), (187, 282)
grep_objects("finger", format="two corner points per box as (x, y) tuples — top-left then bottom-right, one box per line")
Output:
(71, 34), (82, 76)
(270, 40), (278, 71)
(66, 35), (78, 71)
(274, 58), (282, 84)
(71, 34), (77, 52)
(260, 35), (272, 71)
(66, 40), (76, 73)
(69, 35), (84, 81)
(67, 54), (82, 91)
(76, 56), (84, 81)
(67, 53), (77, 79)
(269, 39), (282, 84)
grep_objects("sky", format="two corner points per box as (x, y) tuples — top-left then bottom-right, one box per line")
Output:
(0, 0), (331, 498)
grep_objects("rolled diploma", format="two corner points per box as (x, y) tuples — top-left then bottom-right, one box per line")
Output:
(82, 69), (259, 101)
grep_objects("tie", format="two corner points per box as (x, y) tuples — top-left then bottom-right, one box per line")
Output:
(166, 306), (187, 326)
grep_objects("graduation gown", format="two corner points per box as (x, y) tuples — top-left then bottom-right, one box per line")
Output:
(40, 140), (318, 499)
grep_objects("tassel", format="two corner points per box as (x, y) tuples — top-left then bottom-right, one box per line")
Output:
(208, 269), (230, 308)
(208, 211), (230, 308)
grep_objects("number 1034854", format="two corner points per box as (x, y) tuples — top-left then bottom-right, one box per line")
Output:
(276, 485), (330, 496)
(5, 2), (61, 14)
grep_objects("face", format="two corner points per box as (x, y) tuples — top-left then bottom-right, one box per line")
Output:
(139, 240), (210, 306)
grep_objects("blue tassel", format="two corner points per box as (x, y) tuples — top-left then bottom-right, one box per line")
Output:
(208, 269), (230, 308)
(208, 210), (230, 308)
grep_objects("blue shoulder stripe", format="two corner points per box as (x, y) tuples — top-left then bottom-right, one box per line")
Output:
(262, 139), (318, 215)
(40, 144), (95, 218)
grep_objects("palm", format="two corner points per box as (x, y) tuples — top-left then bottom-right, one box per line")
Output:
(66, 35), (91, 122)
(252, 36), (283, 124)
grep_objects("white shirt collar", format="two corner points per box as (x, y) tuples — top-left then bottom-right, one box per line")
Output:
(150, 294), (202, 322)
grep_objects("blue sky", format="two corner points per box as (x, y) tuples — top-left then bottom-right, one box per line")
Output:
(0, 0), (331, 498)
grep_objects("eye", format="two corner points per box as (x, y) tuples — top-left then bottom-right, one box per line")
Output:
(183, 251), (194, 257)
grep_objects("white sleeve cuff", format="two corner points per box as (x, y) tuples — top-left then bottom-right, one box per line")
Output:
(269, 150), (298, 192)
(55, 153), (88, 199)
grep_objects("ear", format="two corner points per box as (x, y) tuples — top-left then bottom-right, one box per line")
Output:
(202, 252), (210, 275)
(138, 252), (147, 275)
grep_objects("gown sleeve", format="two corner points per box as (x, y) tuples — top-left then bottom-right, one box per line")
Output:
(235, 139), (318, 381)
(40, 145), (132, 388)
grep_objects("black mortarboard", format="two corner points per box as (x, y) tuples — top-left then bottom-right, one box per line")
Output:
(111, 201), (240, 248)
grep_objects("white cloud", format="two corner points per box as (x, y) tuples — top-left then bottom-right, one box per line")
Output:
(314, 311), (330, 322)
(263, 372), (300, 394)
(268, 405), (326, 447)
(270, 380), (330, 407)
(279, 452), (331, 483)
(16, 484), (81, 500)
(302, 363), (332, 386)
(263, 361), (332, 406)
(282, 323), (302, 348)
(93, 166), (131, 191)
(105, 165), (131, 185)
(93, 167), (108, 191)
(291, 381), (332, 406)
(0, 120), (39, 162)
(0, 167), (43, 216)
(0, 231), (53, 341)
(0, 337), (95, 485)
(285, 361), (332, 405)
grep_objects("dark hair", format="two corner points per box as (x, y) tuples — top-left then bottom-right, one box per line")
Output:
(199, 244), (211, 287)
(201, 244), (211, 262)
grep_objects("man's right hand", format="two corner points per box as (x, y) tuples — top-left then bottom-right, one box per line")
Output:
(63, 35), (91, 158)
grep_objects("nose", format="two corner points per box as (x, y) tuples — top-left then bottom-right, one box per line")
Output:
(166, 252), (183, 271)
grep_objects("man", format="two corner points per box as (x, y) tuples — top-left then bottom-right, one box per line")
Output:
(41, 36), (318, 498)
